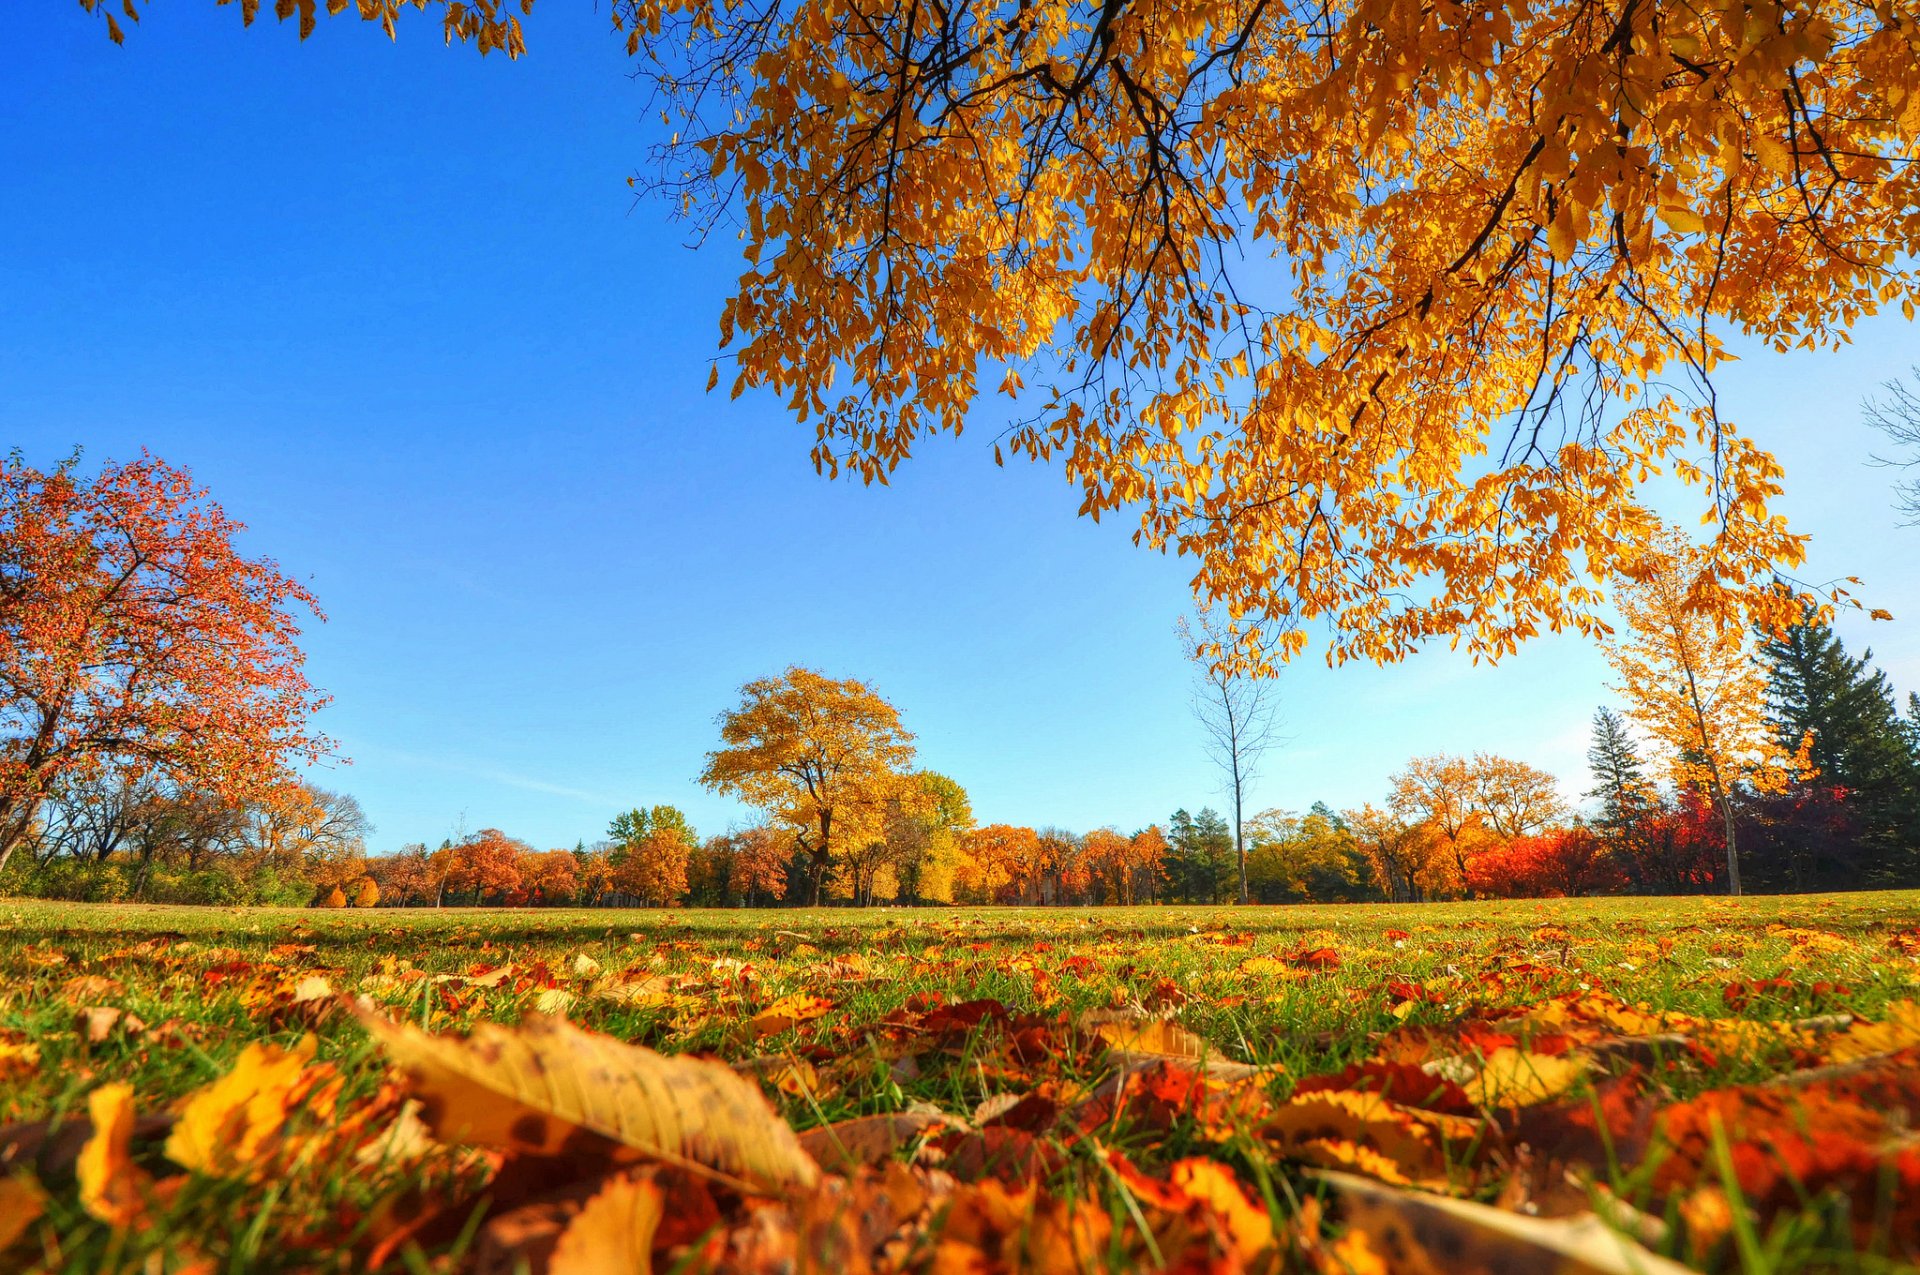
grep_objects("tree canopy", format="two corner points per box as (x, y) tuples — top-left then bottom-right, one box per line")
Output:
(83, 0), (1920, 664)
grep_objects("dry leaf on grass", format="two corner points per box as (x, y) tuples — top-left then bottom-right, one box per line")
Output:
(353, 1001), (820, 1194)
(549, 1172), (665, 1275)
(1313, 1169), (1695, 1275)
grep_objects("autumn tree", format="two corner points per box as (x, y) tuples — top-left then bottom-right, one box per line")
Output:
(443, 829), (528, 904)
(1346, 804), (1449, 904)
(1603, 526), (1806, 895)
(520, 849), (583, 905)
(0, 453), (330, 877)
(614, 827), (693, 906)
(1179, 610), (1281, 904)
(1244, 805), (1371, 904)
(955, 824), (1040, 904)
(1387, 757), (1485, 896)
(102, 0), (1915, 667)
(700, 668), (916, 905)
(879, 771), (972, 904)
(724, 824), (793, 906)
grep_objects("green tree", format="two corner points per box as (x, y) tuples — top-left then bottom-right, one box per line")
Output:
(1166, 808), (1233, 904)
(1586, 707), (1657, 891)
(608, 806), (697, 857)
(1761, 617), (1920, 885)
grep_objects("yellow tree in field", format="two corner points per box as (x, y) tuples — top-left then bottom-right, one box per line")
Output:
(700, 667), (916, 905)
(97, 0), (1915, 664)
(1602, 527), (1807, 895)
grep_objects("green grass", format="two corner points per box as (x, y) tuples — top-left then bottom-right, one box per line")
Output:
(4, 892), (1919, 1272)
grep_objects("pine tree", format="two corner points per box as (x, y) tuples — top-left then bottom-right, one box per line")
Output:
(1586, 708), (1649, 832)
(1586, 707), (1654, 892)
(1760, 618), (1920, 887)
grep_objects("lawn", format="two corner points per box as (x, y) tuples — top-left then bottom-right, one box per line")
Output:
(2, 893), (1919, 1273)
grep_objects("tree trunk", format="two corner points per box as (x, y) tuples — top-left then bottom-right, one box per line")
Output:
(0, 795), (44, 881)
(1714, 778), (1742, 896)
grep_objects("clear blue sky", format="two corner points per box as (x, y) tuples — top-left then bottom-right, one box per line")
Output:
(6, 4), (1918, 852)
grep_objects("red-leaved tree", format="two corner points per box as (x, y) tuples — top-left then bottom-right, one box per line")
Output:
(0, 454), (331, 877)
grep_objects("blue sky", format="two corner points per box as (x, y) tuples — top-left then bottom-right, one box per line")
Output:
(6, 4), (1919, 852)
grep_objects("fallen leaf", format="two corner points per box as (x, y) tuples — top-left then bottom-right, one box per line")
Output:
(1314, 1169), (1694, 1275)
(76, 1082), (144, 1227)
(165, 1037), (319, 1181)
(354, 1003), (820, 1194)
(549, 1172), (664, 1275)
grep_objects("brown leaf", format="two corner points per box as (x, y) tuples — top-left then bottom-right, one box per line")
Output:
(1313, 1169), (1694, 1275)
(797, 1110), (946, 1172)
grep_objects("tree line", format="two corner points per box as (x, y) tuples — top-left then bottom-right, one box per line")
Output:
(9, 607), (1919, 907)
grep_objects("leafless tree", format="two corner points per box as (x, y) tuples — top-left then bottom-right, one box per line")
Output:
(1178, 610), (1282, 905)
(1866, 367), (1920, 521)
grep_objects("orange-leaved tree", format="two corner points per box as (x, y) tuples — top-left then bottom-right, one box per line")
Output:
(956, 824), (1040, 904)
(87, 0), (1912, 662)
(0, 453), (331, 878)
(700, 668), (916, 906)
(1601, 525), (1809, 895)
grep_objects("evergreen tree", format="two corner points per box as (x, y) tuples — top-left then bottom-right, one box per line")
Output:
(1166, 808), (1234, 902)
(1760, 617), (1920, 887)
(1586, 706), (1657, 892)
(1586, 708), (1649, 832)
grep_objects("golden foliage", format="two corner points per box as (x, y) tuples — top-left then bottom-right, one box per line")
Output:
(98, 0), (1920, 662)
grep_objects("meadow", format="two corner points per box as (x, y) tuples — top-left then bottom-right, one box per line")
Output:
(2, 893), (1919, 1274)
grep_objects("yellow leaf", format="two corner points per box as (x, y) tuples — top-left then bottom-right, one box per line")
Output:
(1825, 1000), (1920, 1064)
(166, 1037), (319, 1181)
(1081, 1010), (1209, 1060)
(745, 993), (834, 1039)
(354, 1003), (820, 1194)
(0, 1040), (41, 1080)
(1169, 1159), (1273, 1259)
(549, 1172), (665, 1275)
(1657, 205), (1706, 235)
(1461, 1048), (1587, 1107)
(0, 1174), (47, 1252)
(77, 1082), (144, 1227)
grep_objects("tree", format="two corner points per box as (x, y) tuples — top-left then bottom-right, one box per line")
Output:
(1346, 803), (1449, 904)
(1603, 526), (1807, 895)
(1865, 368), (1920, 522)
(352, 876), (381, 908)
(1244, 806), (1370, 904)
(107, 0), (1906, 666)
(1387, 756), (1486, 896)
(878, 771), (972, 904)
(955, 824), (1039, 904)
(521, 849), (583, 905)
(700, 668), (917, 905)
(613, 827), (692, 906)
(723, 824), (793, 907)
(1760, 616), (1920, 887)
(443, 829), (528, 904)
(608, 806), (697, 856)
(1586, 707), (1662, 892)
(0, 453), (331, 876)
(1467, 756), (1565, 840)
(369, 843), (437, 906)
(1165, 809), (1233, 903)
(1178, 611), (1280, 904)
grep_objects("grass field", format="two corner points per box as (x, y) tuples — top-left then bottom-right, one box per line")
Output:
(3, 893), (1919, 1273)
